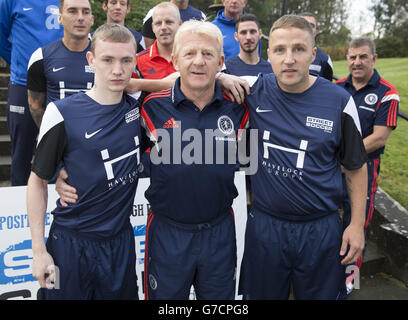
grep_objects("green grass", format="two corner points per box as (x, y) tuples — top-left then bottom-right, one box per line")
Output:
(333, 58), (408, 210)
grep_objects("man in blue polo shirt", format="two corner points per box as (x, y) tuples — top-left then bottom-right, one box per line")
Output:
(141, 20), (248, 300)
(218, 15), (368, 300)
(213, 0), (259, 60)
(336, 36), (399, 295)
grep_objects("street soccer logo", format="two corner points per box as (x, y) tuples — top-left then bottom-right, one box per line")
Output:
(217, 115), (234, 135)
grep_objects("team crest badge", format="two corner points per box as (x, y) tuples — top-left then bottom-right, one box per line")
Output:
(149, 274), (158, 290)
(364, 93), (378, 105)
(217, 115), (234, 135)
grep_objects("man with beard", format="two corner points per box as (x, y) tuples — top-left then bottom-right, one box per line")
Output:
(225, 14), (272, 76)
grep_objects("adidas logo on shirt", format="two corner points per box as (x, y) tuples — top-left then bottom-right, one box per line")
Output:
(148, 67), (157, 75)
(163, 117), (179, 128)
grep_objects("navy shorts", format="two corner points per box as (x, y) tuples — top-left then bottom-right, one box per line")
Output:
(239, 209), (345, 300)
(144, 211), (237, 300)
(40, 222), (139, 300)
(6, 82), (38, 186)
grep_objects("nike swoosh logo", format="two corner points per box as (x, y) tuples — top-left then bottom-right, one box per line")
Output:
(23, 8), (33, 11)
(85, 128), (103, 139)
(53, 67), (65, 72)
(256, 106), (273, 113)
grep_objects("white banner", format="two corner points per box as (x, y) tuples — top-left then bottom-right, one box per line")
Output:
(0, 172), (247, 300)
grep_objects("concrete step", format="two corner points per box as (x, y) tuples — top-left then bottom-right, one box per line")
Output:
(348, 272), (408, 300)
(0, 73), (10, 87)
(0, 134), (11, 156)
(359, 240), (387, 277)
(0, 155), (11, 182)
(0, 116), (8, 135)
(0, 87), (7, 100)
(367, 188), (408, 285)
(0, 101), (6, 117)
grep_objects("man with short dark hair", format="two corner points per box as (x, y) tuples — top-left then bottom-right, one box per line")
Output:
(27, 23), (143, 300)
(336, 36), (399, 295)
(298, 12), (333, 81)
(225, 13), (272, 76)
(102, 0), (145, 52)
(27, 0), (95, 128)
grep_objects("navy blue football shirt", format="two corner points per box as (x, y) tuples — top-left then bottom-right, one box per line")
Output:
(27, 39), (95, 106)
(140, 79), (249, 224)
(309, 47), (333, 81)
(32, 92), (143, 238)
(244, 74), (367, 221)
(225, 56), (273, 77)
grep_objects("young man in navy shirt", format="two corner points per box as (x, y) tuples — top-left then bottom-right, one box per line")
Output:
(101, 0), (145, 52)
(225, 14), (273, 77)
(336, 36), (399, 294)
(219, 15), (368, 300)
(27, 24), (142, 300)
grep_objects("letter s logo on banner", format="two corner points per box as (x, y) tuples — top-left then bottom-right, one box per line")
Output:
(0, 240), (36, 285)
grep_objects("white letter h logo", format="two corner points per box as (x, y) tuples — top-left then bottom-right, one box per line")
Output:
(101, 136), (140, 180)
(263, 130), (308, 169)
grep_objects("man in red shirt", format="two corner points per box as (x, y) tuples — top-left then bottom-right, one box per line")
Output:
(133, 2), (181, 80)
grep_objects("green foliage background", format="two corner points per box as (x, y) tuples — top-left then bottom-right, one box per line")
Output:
(90, 1), (408, 60)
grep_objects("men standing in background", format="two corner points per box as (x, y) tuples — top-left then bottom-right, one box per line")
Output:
(225, 14), (272, 76)
(102, 0), (145, 52)
(212, 0), (249, 59)
(299, 12), (333, 81)
(0, 0), (64, 185)
(336, 36), (399, 294)
(142, 0), (206, 48)
(27, 0), (95, 128)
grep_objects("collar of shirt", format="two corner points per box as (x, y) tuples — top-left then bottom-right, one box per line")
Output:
(171, 78), (225, 110)
(149, 40), (171, 63)
(345, 69), (381, 91)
